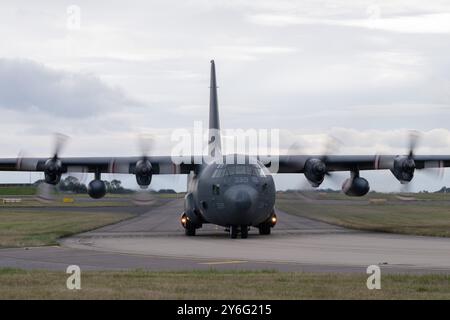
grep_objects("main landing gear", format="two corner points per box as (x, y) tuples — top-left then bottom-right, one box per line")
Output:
(180, 212), (200, 236)
(258, 213), (277, 235)
(185, 222), (196, 236)
(229, 225), (249, 239)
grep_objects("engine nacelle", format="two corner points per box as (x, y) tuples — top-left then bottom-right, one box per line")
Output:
(44, 158), (63, 185)
(342, 176), (370, 197)
(135, 159), (152, 188)
(304, 158), (326, 187)
(391, 156), (415, 183)
(88, 179), (106, 199)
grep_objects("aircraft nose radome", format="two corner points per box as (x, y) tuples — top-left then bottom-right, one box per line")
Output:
(223, 185), (257, 219)
(234, 190), (252, 212)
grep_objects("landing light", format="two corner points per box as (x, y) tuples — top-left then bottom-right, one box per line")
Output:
(271, 216), (277, 223)
(181, 217), (187, 224)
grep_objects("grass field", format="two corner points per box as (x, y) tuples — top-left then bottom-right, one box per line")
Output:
(279, 191), (450, 201)
(277, 193), (450, 237)
(0, 190), (178, 247)
(0, 192), (183, 207)
(0, 186), (37, 195)
(0, 269), (448, 299)
(0, 191), (448, 300)
(0, 210), (134, 248)
(0, 198), (133, 208)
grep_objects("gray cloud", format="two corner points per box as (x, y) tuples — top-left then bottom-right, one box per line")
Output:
(0, 58), (140, 118)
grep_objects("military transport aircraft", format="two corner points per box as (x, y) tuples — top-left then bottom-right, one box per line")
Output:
(1, 60), (449, 238)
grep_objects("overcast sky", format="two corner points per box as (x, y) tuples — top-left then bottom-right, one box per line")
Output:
(1, 0), (450, 192)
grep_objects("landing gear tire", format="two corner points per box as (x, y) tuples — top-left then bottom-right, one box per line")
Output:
(241, 225), (248, 239)
(258, 222), (271, 235)
(230, 225), (238, 239)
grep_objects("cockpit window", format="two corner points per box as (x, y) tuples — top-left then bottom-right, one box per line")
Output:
(212, 164), (266, 177)
(235, 165), (246, 175)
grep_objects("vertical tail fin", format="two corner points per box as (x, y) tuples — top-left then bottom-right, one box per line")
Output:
(208, 60), (222, 158)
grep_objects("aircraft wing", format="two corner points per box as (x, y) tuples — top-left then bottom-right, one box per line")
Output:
(0, 156), (198, 175)
(2, 154), (450, 174)
(274, 155), (450, 173)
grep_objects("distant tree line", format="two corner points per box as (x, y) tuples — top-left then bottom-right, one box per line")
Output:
(58, 176), (88, 193)
(435, 186), (450, 193)
(154, 189), (177, 194)
(282, 187), (450, 194)
(283, 188), (341, 193)
(32, 176), (178, 194)
(33, 176), (133, 194)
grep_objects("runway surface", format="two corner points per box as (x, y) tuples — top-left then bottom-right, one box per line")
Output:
(1, 198), (450, 273)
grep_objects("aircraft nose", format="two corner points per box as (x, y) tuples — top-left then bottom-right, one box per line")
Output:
(224, 185), (257, 217)
(234, 190), (252, 212)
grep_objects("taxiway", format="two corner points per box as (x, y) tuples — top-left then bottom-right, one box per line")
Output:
(0, 199), (449, 274)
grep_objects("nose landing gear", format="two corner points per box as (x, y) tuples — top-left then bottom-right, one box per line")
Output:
(240, 225), (248, 239)
(229, 225), (249, 239)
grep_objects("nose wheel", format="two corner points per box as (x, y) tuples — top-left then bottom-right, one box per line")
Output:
(229, 225), (248, 239)
(241, 225), (248, 239)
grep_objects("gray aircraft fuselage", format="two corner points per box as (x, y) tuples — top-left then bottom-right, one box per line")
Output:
(183, 159), (276, 230)
(181, 61), (277, 238)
